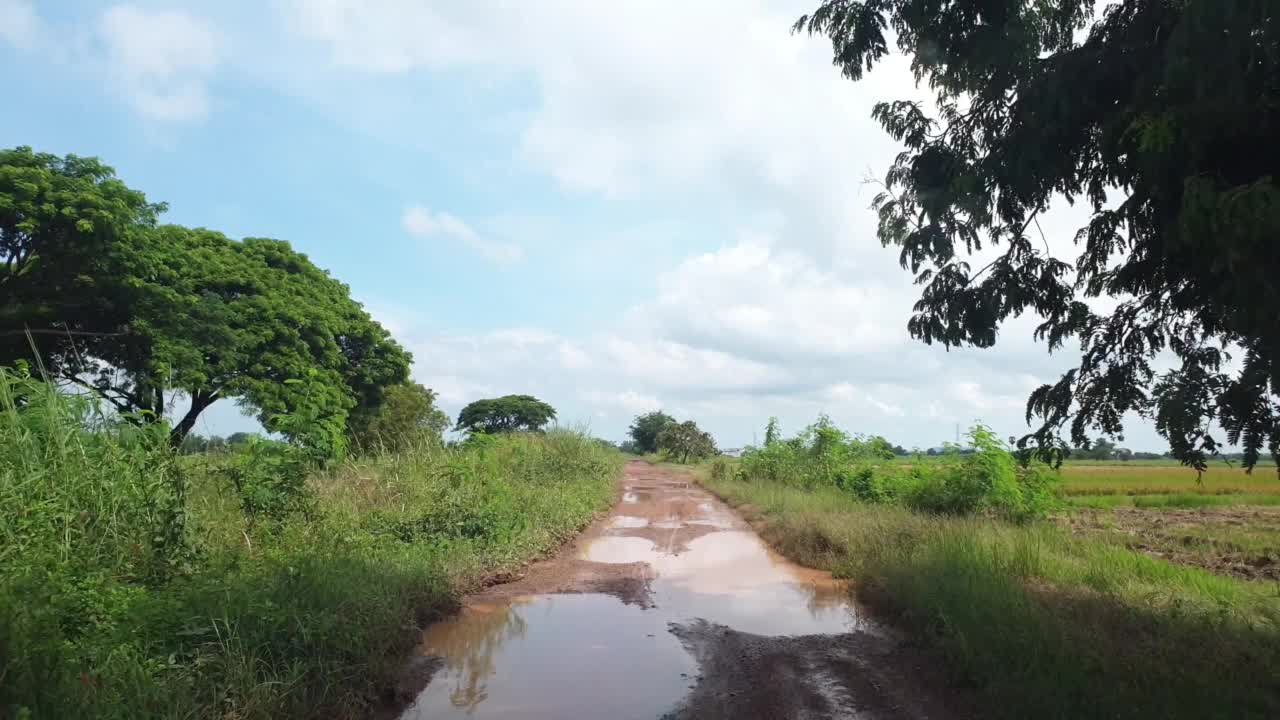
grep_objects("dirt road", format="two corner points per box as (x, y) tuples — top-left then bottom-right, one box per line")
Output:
(398, 461), (965, 719)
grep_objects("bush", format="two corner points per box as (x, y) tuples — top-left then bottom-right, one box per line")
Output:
(219, 438), (316, 524)
(736, 418), (1058, 521)
(0, 370), (620, 719)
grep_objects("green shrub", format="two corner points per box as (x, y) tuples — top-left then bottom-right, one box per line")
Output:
(1, 370), (620, 719)
(218, 438), (316, 524)
(738, 418), (1058, 521)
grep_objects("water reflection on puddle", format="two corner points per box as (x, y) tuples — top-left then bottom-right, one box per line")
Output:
(581, 530), (855, 636)
(402, 595), (695, 720)
(403, 482), (862, 719)
(608, 515), (650, 529)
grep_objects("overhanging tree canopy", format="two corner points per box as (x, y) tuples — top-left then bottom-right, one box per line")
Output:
(798, 0), (1280, 470)
(0, 147), (410, 445)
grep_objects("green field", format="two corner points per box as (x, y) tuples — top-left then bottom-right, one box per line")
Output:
(1058, 461), (1280, 497)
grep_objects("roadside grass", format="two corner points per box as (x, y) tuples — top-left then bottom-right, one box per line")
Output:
(1, 374), (620, 720)
(701, 472), (1280, 720)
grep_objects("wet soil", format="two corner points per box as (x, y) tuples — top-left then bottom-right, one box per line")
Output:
(1060, 506), (1280, 581)
(398, 461), (968, 719)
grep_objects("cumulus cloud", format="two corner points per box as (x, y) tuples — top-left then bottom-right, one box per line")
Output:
(402, 206), (523, 264)
(279, 0), (929, 260)
(98, 5), (220, 121)
(223, 2), (1169, 448)
(0, 0), (41, 50)
(637, 239), (913, 363)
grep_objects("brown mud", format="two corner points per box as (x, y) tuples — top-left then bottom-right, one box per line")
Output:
(396, 461), (969, 720)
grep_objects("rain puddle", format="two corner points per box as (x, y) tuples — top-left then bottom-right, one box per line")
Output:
(582, 530), (855, 636)
(608, 515), (650, 529)
(400, 594), (696, 720)
(401, 470), (863, 719)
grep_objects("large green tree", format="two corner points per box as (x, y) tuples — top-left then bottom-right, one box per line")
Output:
(798, 1), (1280, 470)
(455, 395), (557, 434)
(1, 146), (163, 365)
(628, 410), (676, 454)
(349, 382), (450, 452)
(1, 148), (410, 445)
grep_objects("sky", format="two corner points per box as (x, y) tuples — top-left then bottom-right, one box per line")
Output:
(0, 0), (1171, 451)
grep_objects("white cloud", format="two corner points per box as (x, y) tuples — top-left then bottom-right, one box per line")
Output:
(279, 0), (929, 263)
(98, 5), (221, 122)
(402, 205), (523, 264)
(0, 0), (41, 50)
(581, 390), (663, 417)
(637, 238), (912, 363)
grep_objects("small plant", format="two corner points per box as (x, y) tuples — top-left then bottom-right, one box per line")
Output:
(709, 457), (732, 482)
(219, 437), (316, 524)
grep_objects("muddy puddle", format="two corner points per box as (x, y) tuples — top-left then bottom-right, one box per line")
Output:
(400, 462), (956, 720)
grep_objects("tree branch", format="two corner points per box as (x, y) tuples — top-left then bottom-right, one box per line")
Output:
(0, 329), (131, 338)
(59, 374), (137, 417)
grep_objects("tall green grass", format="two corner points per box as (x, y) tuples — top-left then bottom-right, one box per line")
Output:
(0, 369), (620, 719)
(702, 475), (1280, 719)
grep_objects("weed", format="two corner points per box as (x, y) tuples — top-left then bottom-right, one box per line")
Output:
(0, 371), (620, 719)
(701, 473), (1280, 719)
(737, 418), (1058, 521)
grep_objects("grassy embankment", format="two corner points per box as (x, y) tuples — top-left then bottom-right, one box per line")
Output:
(701, 429), (1280, 720)
(0, 372), (620, 720)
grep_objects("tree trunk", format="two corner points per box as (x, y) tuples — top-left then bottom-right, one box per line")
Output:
(168, 390), (218, 448)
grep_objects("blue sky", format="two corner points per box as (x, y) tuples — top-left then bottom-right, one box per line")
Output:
(0, 0), (1172, 451)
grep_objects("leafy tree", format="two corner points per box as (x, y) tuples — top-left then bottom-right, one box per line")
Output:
(455, 395), (556, 434)
(764, 416), (782, 445)
(657, 420), (717, 463)
(0, 149), (410, 448)
(1, 146), (164, 356)
(618, 439), (642, 454)
(130, 226), (410, 446)
(628, 410), (675, 454)
(798, 2), (1280, 471)
(349, 382), (450, 452)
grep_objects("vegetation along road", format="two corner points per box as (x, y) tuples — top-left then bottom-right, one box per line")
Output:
(397, 460), (965, 720)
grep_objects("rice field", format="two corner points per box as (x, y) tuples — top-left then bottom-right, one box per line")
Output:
(1058, 461), (1280, 500)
